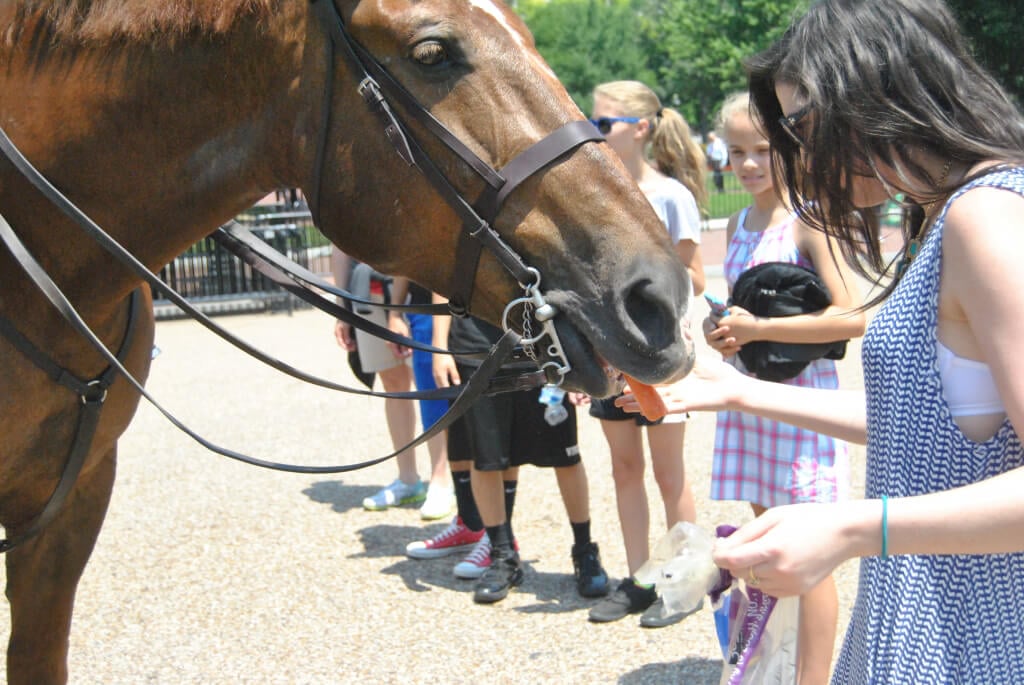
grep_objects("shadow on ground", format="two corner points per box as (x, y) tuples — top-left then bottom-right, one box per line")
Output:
(302, 479), (385, 513)
(619, 657), (723, 684)
(343, 522), (601, 616)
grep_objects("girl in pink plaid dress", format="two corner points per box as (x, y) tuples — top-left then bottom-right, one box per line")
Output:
(705, 92), (866, 684)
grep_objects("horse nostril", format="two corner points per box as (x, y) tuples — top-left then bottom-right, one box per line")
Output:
(622, 277), (683, 354)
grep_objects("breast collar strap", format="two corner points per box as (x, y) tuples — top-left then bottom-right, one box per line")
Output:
(0, 288), (143, 553)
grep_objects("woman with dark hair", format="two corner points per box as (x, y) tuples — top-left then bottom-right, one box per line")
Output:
(618, 0), (1024, 682)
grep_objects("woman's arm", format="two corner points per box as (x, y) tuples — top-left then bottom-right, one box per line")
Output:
(712, 465), (1024, 598)
(616, 354), (868, 443)
(711, 183), (1024, 596)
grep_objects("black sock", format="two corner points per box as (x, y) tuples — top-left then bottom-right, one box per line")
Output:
(503, 479), (518, 523)
(452, 470), (483, 531)
(486, 521), (515, 555)
(571, 520), (592, 550)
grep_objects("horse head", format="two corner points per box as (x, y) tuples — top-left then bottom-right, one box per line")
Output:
(302, 0), (695, 395)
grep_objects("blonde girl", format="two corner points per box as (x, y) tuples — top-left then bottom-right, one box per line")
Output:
(585, 80), (706, 628)
(708, 91), (865, 684)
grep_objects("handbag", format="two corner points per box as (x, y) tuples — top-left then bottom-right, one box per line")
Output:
(730, 261), (847, 382)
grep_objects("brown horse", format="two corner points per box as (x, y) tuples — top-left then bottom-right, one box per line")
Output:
(0, 1), (693, 682)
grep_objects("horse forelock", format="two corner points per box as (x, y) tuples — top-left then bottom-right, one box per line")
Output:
(11, 0), (279, 44)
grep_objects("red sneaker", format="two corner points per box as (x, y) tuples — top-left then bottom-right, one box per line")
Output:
(453, 536), (519, 580)
(405, 517), (484, 560)
(453, 535), (492, 579)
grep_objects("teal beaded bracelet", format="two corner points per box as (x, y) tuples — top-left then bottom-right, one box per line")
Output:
(881, 495), (889, 560)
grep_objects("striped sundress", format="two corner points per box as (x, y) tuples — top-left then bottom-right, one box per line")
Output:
(711, 208), (849, 508)
(832, 167), (1024, 683)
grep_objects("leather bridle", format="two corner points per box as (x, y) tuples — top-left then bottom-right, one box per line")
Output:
(308, 0), (605, 385)
(0, 0), (606, 551)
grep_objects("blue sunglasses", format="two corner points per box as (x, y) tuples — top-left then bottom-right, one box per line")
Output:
(589, 116), (641, 134)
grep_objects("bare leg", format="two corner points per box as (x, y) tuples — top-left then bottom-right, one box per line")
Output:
(470, 466), (518, 526)
(6, 449), (116, 685)
(601, 419), (649, 575)
(377, 363), (418, 484)
(646, 422), (695, 528)
(750, 503), (836, 684)
(425, 431), (450, 489)
(554, 462), (589, 524)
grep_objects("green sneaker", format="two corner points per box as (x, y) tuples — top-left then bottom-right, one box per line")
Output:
(362, 478), (426, 511)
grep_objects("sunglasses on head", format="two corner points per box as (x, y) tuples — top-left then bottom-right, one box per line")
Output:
(589, 116), (641, 135)
(778, 103), (812, 148)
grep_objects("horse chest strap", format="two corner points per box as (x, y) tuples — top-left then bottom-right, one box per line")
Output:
(0, 289), (142, 553)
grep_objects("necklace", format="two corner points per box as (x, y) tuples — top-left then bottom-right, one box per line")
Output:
(898, 159), (953, 276)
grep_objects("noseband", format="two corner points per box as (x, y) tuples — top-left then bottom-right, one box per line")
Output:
(308, 0), (604, 385)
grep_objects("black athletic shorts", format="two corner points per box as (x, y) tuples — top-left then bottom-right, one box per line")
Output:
(447, 364), (581, 471)
(588, 393), (664, 426)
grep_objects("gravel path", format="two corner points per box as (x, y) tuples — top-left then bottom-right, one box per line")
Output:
(0, 273), (868, 684)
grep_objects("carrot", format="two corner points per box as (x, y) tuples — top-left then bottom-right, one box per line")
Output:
(621, 373), (668, 422)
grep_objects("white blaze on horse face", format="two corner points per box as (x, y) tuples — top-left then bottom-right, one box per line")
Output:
(468, 0), (556, 80)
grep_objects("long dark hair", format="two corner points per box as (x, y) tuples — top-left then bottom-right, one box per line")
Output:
(747, 0), (1024, 303)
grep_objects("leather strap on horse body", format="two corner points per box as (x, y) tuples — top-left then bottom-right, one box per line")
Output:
(213, 222), (549, 396)
(213, 222), (469, 359)
(0, 125), (509, 404)
(0, 289), (142, 553)
(308, 0), (605, 318)
(0, 209), (525, 478)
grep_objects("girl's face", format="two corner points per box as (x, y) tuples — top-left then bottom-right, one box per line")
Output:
(723, 113), (773, 196)
(591, 95), (643, 162)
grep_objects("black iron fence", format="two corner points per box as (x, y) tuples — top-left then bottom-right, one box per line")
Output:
(152, 203), (331, 320)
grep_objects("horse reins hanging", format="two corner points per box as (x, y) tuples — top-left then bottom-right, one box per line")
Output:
(0, 0), (607, 552)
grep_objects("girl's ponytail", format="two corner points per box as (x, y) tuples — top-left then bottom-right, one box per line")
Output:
(651, 108), (708, 213)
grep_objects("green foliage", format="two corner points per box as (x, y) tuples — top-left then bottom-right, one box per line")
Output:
(642, 0), (805, 132)
(517, 0), (805, 132)
(946, 0), (1022, 105)
(518, 0), (659, 114)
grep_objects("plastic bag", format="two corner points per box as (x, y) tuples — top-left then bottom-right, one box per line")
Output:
(715, 526), (799, 685)
(634, 522), (721, 616)
(636, 523), (798, 684)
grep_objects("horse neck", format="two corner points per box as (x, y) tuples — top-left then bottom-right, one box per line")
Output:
(0, 4), (313, 322)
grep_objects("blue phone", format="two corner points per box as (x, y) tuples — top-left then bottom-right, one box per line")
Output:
(704, 293), (728, 316)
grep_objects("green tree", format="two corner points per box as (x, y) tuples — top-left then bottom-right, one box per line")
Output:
(518, 0), (658, 113)
(642, 0), (805, 133)
(946, 0), (1022, 105)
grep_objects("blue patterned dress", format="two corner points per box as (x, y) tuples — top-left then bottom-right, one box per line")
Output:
(832, 167), (1024, 683)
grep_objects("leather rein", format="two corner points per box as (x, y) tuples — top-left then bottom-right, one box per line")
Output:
(0, 1), (605, 551)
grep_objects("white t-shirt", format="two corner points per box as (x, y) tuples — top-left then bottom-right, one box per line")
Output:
(640, 175), (701, 245)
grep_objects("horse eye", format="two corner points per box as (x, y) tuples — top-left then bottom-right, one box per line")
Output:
(410, 40), (448, 66)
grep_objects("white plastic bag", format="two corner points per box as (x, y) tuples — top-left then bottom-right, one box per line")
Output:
(715, 526), (798, 685)
(717, 584), (798, 685)
(635, 522), (799, 685)
(634, 522), (721, 616)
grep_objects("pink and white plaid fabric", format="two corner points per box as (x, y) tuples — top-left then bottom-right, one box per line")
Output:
(711, 209), (849, 507)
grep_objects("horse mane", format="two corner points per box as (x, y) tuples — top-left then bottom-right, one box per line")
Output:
(12, 0), (279, 45)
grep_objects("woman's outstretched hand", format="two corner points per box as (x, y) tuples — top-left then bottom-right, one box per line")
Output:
(614, 355), (748, 416)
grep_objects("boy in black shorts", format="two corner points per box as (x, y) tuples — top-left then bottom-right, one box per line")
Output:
(425, 308), (610, 604)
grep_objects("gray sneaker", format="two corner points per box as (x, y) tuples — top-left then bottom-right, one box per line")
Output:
(587, 578), (656, 623)
(639, 597), (704, 628)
